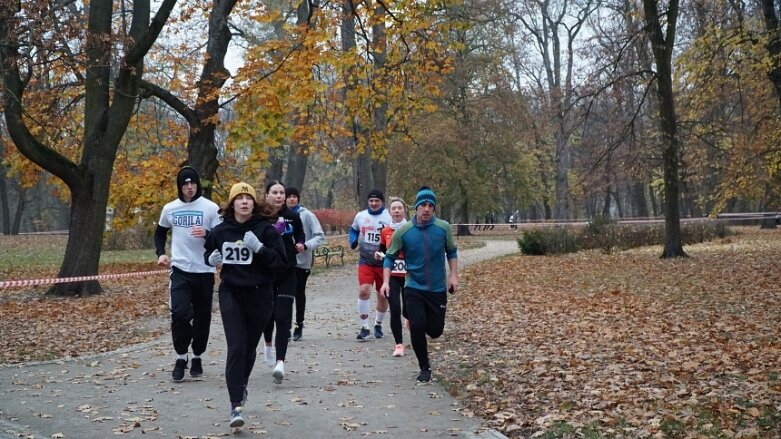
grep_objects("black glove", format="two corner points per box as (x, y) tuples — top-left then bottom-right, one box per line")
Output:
(350, 240), (358, 250)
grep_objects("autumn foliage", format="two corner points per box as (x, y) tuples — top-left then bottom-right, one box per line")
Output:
(311, 208), (354, 235)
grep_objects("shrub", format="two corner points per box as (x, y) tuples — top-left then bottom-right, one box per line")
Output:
(312, 209), (355, 234)
(517, 220), (732, 256)
(518, 227), (581, 255)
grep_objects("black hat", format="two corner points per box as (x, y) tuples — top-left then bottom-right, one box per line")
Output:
(367, 189), (384, 202)
(176, 167), (202, 202)
(285, 187), (301, 199)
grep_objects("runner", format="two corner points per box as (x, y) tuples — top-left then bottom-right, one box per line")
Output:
(154, 167), (221, 382)
(285, 187), (326, 341)
(261, 180), (305, 384)
(349, 189), (392, 340)
(376, 197), (409, 357)
(203, 182), (287, 428)
(379, 186), (458, 383)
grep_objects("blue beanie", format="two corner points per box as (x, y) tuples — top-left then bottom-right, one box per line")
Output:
(414, 186), (436, 209)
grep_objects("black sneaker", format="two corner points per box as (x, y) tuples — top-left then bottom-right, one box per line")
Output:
(356, 327), (371, 341)
(190, 357), (203, 377)
(172, 359), (187, 382)
(293, 323), (303, 341)
(373, 324), (384, 339)
(416, 369), (432, 384)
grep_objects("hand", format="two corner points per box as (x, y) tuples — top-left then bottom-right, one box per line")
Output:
(379, 283), (390, 298)
(243, 231), (264, 253)
(272, 219), (286, 235)
(350, 240), (358, 250)
(448, 278), (458, 295)
(157, 255), (170, 267)
(208, 249), (222, 266)
(295, 243), (305, 253)
(191, 226), (206, 238)
(374, 251), (385, 261)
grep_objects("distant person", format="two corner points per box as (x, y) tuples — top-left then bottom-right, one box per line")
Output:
(154, 167), (221, 382)
(376, 197), (409, 357)
(261, 181), (305, 385)
(203, 182), (287, 428)
(349, 189), (392, 340)
(380, 186), (458, 384)
(285, 187), (326, 342)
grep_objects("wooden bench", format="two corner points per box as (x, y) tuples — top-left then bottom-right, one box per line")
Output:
(314, 245), (345, 267)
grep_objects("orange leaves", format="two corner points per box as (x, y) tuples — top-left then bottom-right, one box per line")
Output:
(441, 229), (781, 437)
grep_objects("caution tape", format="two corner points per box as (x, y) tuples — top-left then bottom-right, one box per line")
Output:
(0, 269), (169, 289)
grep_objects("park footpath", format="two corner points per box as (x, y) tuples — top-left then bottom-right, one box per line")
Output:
(0, 240), (517, 439)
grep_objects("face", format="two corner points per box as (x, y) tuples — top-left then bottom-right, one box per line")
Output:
(286, 194), (299, 209)
(233, 194), (255, 219)
(367, 197), (383, 211)
(266, 184), (286, 209)
(389, 201), (406, 222)
(181, 181), (197, 202)
(416, 201), (435, 222)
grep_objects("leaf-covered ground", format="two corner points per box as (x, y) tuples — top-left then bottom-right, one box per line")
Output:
(438, 228), (781, 438)
(2, 230), (777, 437)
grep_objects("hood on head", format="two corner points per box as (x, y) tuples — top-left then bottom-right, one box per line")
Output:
(177, 167), (202, 202)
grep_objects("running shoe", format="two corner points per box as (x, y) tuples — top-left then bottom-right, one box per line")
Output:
(393, 344), (404, 357)
(172, 359), (187, 382)
(356, 327), (371, 341)
(373, 324), (384, 339)
(293, 323), (303, 341)
(416, 369), (432, 384)
(265, 346), (275, 366)
(229, 406), (244, 428)
(272, 361), (285, 384)
(189, 357), (203, 377)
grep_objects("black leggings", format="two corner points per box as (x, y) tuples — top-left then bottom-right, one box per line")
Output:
(263, 268), (297, 361)
(387, 276), (405, 344)
(294, 267), (311, 325)
(219, 284), (273, 404)
(404, 287), (447, 371)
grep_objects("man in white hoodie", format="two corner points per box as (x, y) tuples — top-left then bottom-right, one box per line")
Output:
(285, 187), (326, 341)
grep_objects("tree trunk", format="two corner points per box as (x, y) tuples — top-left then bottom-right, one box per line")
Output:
(0, 0), (177, 294)
(642, 0), (686, 258)
(761, 0), (781, 109)
(11, 190), (24, 235)
(0, 153), (9, 235)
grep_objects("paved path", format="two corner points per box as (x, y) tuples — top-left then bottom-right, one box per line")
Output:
(0, 240), (517, 439)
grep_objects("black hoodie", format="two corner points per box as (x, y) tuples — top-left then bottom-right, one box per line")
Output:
(176, 167), (202, 202)
(204, 216), (287, 289)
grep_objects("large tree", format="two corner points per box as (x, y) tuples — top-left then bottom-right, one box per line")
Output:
(642, 0), (686, 257)
(0, 0), (177, 294)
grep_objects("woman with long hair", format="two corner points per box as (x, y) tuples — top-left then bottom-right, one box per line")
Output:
(261, 180), (305, 385)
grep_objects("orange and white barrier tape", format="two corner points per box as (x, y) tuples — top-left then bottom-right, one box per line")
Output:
(0, 269), (169, 289)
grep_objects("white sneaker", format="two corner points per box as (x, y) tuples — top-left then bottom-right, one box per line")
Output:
(264, 346), (275, 366)
(272, 361), (285, 384)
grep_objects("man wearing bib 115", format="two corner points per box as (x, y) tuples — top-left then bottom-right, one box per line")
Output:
(155, 166), (221, 382)
(349, 189), (392, 340)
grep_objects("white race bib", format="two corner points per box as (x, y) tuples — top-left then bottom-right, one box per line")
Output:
(362, 229), (381, 244)
(222, 241), (253, 265)
(391, 259), (406, 274)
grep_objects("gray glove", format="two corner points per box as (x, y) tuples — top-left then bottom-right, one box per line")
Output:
(208, 249), (222, 266)
(243, 231), (264, 253)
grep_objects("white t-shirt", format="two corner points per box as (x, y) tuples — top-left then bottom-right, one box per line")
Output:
(158, 196), (221, 273)
(351, 209), (392, 265)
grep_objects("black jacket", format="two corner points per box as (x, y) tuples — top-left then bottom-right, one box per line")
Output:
(271, 205), (306, 269)
(204, 216), (287, 289)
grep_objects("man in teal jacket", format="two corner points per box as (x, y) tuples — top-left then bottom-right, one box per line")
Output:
(380, 186), (458, 384)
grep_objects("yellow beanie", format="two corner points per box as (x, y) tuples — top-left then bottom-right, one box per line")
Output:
(228, 182), (257, 202)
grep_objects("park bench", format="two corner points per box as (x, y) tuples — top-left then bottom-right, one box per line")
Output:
(314, 245), (345, 267)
